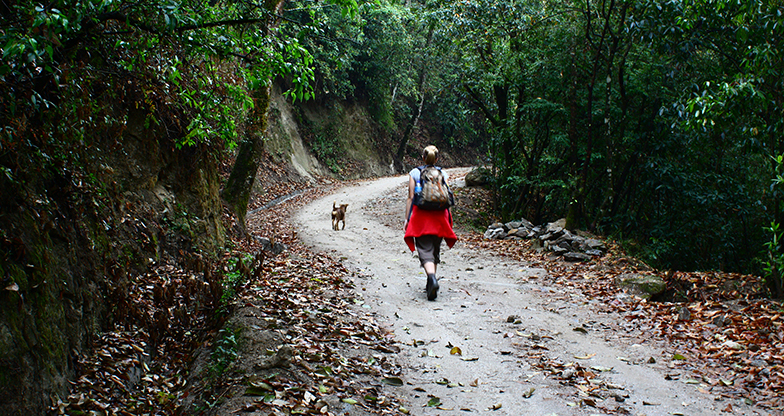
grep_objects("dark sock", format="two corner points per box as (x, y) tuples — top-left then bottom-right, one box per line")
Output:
(426, 273), (439, 300)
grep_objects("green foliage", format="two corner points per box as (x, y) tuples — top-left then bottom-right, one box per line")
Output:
(412, 0), (782, 279)
(0, 0), (357, 154)
(281, 0), (365, 101)
(221, 254), (254, 307)
(311, 122), (346, 174)
(763, 221), (784, 298)
(763, 155), (784, 298)
(207, 327), (242, 377)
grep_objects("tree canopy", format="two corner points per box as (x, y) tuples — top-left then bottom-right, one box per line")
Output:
(3, 0), (784, 292)
(401, 0), (783, 293)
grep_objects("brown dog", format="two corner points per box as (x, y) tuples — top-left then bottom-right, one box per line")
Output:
(332, 201), (348, 230)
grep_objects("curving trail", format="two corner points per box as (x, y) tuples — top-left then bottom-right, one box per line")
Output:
(294, 170), (764, 416)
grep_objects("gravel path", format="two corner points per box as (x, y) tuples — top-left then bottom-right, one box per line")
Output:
(294, 170), (768, 416)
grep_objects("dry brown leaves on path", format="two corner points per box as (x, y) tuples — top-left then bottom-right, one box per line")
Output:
(460, 232), (784, 412)
(52, 170), (404, 415)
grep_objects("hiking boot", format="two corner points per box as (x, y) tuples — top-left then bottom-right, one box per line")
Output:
(426, 274), (439, 301)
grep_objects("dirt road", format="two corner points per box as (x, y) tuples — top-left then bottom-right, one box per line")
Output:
(294, 170), (769, 416)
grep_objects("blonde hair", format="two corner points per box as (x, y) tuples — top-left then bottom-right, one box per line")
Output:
(422, 145), (438, 165)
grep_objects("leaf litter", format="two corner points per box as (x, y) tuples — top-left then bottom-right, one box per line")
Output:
(460, 225), (783, 411)
(51, 159), (406, 415)
(51, 167), (783, 414)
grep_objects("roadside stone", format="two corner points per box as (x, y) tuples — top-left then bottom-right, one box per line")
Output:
(554, 232), (575, 249)
(257, 237), (287, 255)
(484, 228), (507, 240)
(584, 238), (606, 251)
(489, 222), (508, 231)
(552, 245), (568, 255)
(678, 307), (691, 321)
(505, 219), (534, 231)
(615, 273), (666, 299)
(506, 221), (523, 230)
(465, 167), (490, 186)
(712, 315), (728, 327)
(511, 228), (533, 238)
(540, 229), (565, 241)
(483, 217), (606, 258)
(563, 252), (592, 262)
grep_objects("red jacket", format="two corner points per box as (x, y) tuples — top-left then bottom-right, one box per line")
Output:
(404, 206), (457, 252)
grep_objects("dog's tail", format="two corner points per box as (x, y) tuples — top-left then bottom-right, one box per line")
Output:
(333, 201), (337, 210)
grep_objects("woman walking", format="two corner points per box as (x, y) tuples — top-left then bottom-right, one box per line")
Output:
(404, 145), (457, 300)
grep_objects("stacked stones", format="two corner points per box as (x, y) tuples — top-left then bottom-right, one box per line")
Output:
(484, 218), (606, 262)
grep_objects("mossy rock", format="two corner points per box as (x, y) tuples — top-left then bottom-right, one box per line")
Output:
(465, 167), (490, 187)
(615, 273), (666, 299)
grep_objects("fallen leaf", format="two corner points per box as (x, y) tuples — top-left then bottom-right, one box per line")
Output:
(381, 377), (403, 386)
(244, 386), (270, 396)
(574, 353), (596, 359)
(450, 346), (463, 355)
(426, 397), (441, 407)
(522, 387), (535, 398)
(489, 403), (502, 410)
(342, 398), (358, 405)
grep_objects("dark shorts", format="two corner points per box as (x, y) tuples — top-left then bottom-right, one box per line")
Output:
(415, 235), (443, 267)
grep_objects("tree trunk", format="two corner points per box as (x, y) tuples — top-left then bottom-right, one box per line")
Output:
(393, 25), (434, 173)
(222, 84), (272, 228)
(394, 88), (426, 172)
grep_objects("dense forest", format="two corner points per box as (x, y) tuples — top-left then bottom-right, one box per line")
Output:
(1, 0), (783, 413)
